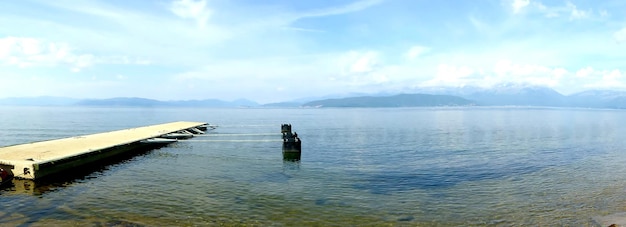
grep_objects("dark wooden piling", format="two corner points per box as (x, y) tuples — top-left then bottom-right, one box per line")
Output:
(281, 124), (302, 160)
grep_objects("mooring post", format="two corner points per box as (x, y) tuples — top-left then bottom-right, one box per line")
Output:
(281, 124), (301, 161)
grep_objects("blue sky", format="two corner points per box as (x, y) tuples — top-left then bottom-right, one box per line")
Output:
(1, 0), (625, 103)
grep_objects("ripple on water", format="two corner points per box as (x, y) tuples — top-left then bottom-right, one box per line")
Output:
(2, 107), (626, 226)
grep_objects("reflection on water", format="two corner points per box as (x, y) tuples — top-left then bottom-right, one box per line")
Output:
(1, 107), (626, 226)
(282, 159), (301, 170)
(1, 145), (168, 196)
(3, 176), (78, 197)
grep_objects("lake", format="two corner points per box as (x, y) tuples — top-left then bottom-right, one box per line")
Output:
(1, 106), (626, 226)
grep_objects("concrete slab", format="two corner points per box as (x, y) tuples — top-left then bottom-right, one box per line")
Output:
(0, 121), (206, 179)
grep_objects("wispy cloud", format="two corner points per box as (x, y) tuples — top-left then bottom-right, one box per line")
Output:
(1, 0), (625, 101)
(341, 51), (380, 74)
(405, 46), (430, 60)
(511, 0), (530, 14)
(614, 27), (626, 43)
(566, 1), (591, 20)
(421, 64), (475, 87)
(280, 27), (327, 33)
(582, 69), (626, 89)
(12, 0), (231, 62)
(226, 0), (383, 35)
(519, 0), (599, 20)
(0, 37), (150, 72)
(170, 0), (212, 27)
(299, 0), (383, 19)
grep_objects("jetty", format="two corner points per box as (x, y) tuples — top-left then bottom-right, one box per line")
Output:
(0, 121), (211, 180)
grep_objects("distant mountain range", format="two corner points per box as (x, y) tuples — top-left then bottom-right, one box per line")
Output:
(272, 85), (626, 108)
(3, 85), (626, 109)
(76, 97), (258, 107)
(410, 84), (626, 108)
(301, 94), (474, 107)
(0, 96), (258, 107)
(0, 96), (80, 106)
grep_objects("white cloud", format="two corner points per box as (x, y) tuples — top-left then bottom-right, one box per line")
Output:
(421, 64), (475, 87)
(599, 9), (609, 17)
(0, 36), (150, 71)
(530, 1), (560, 18)
(567, 2), (590, 20)
(170, 57), (339, 102)
(3, 0), (626, 101)
(525, 1), (597, 20)
(170, 50), (401, 101)
(614, 27), (626, 43)
(575, 66), (594, 78)
(512, 0), (530, 14)
(70, 54), (95, 72)
(18, 38), (41, 55)
(170, 0), (212, 27)
(405, 46), (429, 59)
(0, 37), (37, 58)
(533, 1), (547, 11)
(29, 0), (231, 56)
(493, 59), (511, 76)
(0, 37), (92, 70)
(583, 69), (626, 89)
(493, 60), (548, 77)
(492, 60), (565, 87)
(337, 51), (380, 75)
(350, 52), (378, 73)
(605, 69), (623, 81)
(301, 0), (383, 18)
(281, 27), (327, 33)
(537, 66), (626, 92)
(553, 68), (567, 78)
(419, 59), (573, 89)
(243, 0), (383, 38)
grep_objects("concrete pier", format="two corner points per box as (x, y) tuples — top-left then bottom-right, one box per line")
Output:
(0, 121), (208, 180)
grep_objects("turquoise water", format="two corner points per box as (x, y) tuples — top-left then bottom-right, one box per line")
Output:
(1, 106), (626, 226)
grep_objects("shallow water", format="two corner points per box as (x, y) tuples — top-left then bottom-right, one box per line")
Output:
(1, 106), (626, 226)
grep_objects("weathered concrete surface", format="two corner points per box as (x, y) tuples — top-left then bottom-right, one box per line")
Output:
(0, 121), (206, 180)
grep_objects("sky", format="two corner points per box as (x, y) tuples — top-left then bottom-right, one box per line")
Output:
(1, 0), (626, 103)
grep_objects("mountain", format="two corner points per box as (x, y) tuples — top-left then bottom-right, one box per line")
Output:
(230, 99), (258, 107)
(0, 96), (259, 107)
(566, 90), (626, 108)
(76, 97), (259, 107)
(466, 85), (566, 106)
(167, 99), (258, 107)
(411, 85), (626, 109)
(0, 96), (79, 106)
(607, 96), (626, 109)
(413, 84), (566, 106)
(289, 91), (398, 103)
(302, 94), (475, 107)
(5, 86), (626, 109)
(412, 85), (486, 97)
(261, 102), (303, 108)
(76, 97), (164, 107)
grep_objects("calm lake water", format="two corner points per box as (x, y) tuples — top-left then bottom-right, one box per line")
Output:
(2, 106), (626, 226)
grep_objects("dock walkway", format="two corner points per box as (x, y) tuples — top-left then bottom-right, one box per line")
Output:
(0, 121), (207, 180)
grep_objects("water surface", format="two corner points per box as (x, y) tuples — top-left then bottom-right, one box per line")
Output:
(1, 106), (626, 226)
